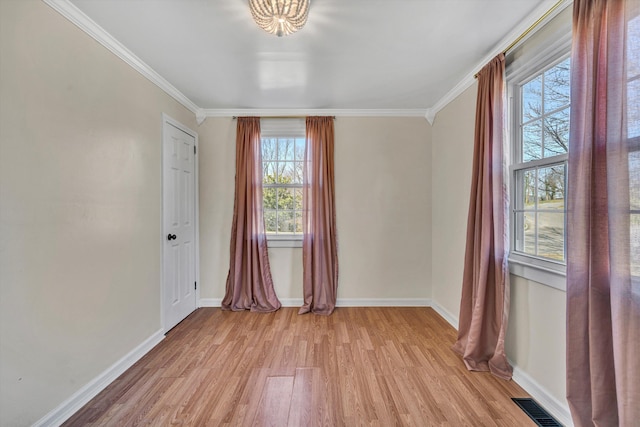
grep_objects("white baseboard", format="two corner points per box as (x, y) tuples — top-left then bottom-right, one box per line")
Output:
(336, 298), (431, 307)
(199, 298), (222, 307)
(430, 300), (572, 426)
(199, 298), (303, 307)
(511, 366), (573, 426)
(199, 298), (431, 308)
(430, 301), (459, 330)
(32, 329), (165, 427)
(280, 298), (304, 306)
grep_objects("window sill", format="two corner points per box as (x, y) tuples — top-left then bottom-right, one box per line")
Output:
(509, 255), (566, 291)
(267, 236), (303, 248)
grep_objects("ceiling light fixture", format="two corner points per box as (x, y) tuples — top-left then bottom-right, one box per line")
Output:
(249, 0), (310, 37)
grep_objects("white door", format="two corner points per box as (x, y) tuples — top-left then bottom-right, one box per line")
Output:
(163, 116), (197, 332)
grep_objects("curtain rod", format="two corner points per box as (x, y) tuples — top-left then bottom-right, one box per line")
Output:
(474, 0), (566, 78)
(232, 115), (336, 120)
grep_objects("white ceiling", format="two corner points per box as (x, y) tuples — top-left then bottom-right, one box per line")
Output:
(63, 0), (556, 116)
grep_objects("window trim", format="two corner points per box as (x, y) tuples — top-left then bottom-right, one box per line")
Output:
(506, 25), (572, 290)
(267, 234), (303, 248)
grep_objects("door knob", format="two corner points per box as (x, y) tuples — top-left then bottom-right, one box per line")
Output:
(167, 234), (177, 241)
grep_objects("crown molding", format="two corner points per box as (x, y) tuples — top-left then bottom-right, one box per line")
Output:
(200, 108), (429, 119)
(42, 0), (201, 115)
(195, 110), (207, 125)
(427, 0), (572, 124)
(425, 108), (436, 125)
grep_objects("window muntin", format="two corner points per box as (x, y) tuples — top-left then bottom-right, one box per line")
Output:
(262, 137), (305, 237)
(513, 57), (570, 264)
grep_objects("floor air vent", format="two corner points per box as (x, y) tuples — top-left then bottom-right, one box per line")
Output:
(511, 398), (563, 427)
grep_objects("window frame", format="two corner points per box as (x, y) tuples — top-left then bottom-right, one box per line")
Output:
(506, 27), (572, 291)
(259, 119), (306, 248)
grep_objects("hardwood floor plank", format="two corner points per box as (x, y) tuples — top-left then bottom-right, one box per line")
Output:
(63, 307), (535, 426)
(287, 368), (314, 427)
(252, 376), (295, 426)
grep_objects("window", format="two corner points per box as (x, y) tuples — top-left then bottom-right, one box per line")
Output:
(506, 6), (572, 289)
(513, 57), (570, 264)
(506, 6), (640, 289)
(262, 137), (304, 236)
(260, 119), (306, 246)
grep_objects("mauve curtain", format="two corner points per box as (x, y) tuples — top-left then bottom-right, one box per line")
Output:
(566, 0), (639, 425)
(299, 116), (338, 315)
(222, 117), (281, 312)
(452, 54), (512, 380)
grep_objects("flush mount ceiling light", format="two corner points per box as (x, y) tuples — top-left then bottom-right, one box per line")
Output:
(249, 0), (310, 37)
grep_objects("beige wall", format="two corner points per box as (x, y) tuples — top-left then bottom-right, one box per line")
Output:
(197, 118), (235, 300)
(0, 1), (197, 425)
(336, 118), (432, 300)
(430, 84), (567, 408)
(199, 117), (432, 302)
(507, 275), (567, 402)
(431, 84), (477, 320)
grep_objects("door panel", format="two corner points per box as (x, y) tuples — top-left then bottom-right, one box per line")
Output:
(163, 118), (197, 332)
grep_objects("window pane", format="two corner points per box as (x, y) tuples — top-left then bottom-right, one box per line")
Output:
(536, 167), (549, 204)
(262, 138), (277, 160)
(263, 187), (277, 210)
(294, 188), (302, 210)
(515, 211), (536, 255)
(543, 107), (570, 157)
(277, 162), (295, 184)
(544, 58), (571, 112)
(628, 78), (640, 139)
(278, 188), (295, 210)
(631, 214), (640, 277)
(295, 138), (305, 161)
(277, 210), (295, 233)
(523, 120), (543, 161)
(295, 211), (303, 233)
(264, 210), (277, 233)
(537, 212), (565, 261)
(537, 165), (565, 209)
(263, 161), (276, 184)
(628, 15), (640, 77)
(522, 75), (542, 121)
(632, 151), (640, 211)
(293, 161), (303, 184)
(522, 169), (536, 209)
(278, 138), (294, 160)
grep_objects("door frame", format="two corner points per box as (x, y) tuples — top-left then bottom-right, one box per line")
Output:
(161, 113), (199, 333)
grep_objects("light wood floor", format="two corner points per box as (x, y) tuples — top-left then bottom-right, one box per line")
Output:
(64, 307), (535, 426)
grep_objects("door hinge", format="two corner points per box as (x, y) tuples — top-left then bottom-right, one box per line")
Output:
(194, 281), (197, 290)
(194, 145), (196, 155)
